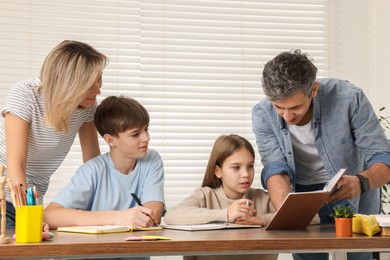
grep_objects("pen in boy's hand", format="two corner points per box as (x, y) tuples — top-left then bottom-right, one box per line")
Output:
(131, 193), (143, 206)
(130, 193), (158, 226)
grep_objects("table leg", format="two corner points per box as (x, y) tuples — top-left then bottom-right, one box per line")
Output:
(331, 251), (347, 260)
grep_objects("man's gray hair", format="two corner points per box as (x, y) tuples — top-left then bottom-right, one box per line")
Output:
(261, 49), (318, 101)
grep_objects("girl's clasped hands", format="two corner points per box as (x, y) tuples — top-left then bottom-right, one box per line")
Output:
(228, 198), (255, 223)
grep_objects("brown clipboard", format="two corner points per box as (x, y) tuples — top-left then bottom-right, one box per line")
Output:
(265, 168), (347, 230)
(265, 191), (329, 230)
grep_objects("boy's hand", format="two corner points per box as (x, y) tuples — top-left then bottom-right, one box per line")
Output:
(121, 206), (157, 227)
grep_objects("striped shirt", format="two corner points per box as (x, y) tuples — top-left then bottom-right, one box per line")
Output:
(0, 78), (97, 204)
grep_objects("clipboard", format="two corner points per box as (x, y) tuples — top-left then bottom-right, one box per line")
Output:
(265, 168), (347, 230)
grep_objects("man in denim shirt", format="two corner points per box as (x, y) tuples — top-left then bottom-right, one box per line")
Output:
(252, 50), (390, 260)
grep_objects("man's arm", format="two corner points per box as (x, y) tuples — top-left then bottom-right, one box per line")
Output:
(267, 173), (291, 210)
(328, 163), (390, 203)
(362, 162), (390, 189)
(330, 86), (390, 202)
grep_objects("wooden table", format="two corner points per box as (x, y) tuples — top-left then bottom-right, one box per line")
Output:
(1, 225), (389, 259)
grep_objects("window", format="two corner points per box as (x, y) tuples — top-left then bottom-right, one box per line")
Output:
(0, 0), (334, 208)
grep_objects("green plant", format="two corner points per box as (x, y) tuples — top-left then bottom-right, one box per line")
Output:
(382, 183), (390, 214)
(379, 107), (390, 214)
(379, 107), (390, 138)
(333, 204), (356, 218)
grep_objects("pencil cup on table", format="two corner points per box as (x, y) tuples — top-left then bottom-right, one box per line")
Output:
(15, 205), (43, 243)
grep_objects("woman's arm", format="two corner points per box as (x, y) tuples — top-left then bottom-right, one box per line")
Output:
(78, 121), (100, 163)
(5, 113), (29, 188)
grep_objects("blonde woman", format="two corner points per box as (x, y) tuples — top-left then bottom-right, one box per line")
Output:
(0, 40), (108, 228)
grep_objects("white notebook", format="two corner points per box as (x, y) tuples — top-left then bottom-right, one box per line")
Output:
(160, 222), (261, 231)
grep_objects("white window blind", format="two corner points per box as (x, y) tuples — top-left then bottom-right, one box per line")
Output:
(0, 0), (334, 209)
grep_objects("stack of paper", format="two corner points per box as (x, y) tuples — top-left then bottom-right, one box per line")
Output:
(372, 214), (390, 236)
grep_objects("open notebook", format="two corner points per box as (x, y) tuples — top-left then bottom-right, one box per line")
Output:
(160, 222), (261, 231)
(265, 168), (347, 230)
(57, 225), (162, 234)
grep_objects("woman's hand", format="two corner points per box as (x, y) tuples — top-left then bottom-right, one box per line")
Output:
(41, 221), (54, 240)
(42, 222), (50, 232)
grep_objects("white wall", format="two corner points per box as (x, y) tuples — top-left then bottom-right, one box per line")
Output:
(369, 1), (390, 112)
(335, 0), (390, 213)
(333, 1), (369, 92)
(335, 0), (389, 113)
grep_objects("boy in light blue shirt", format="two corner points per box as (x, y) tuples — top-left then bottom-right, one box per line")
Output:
(45, 95), (165, 230)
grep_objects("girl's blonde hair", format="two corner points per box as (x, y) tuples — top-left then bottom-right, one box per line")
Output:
(38, 40), (109, 132)
(201, 134), (255, 188)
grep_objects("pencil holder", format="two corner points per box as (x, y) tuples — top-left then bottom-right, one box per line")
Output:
(15, 205), (43, 243)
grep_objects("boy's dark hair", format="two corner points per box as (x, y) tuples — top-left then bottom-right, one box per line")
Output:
(94, 95), (149, 137)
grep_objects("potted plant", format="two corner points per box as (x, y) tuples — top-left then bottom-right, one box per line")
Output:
(333, 204), (356, 237)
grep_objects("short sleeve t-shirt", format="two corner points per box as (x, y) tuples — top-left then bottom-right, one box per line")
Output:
(0, 78), (97, 203)
(53, 149), (165, 211)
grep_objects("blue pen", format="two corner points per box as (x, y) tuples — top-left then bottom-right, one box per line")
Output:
(26, 187), (35, 206)
(33, 185), (39, 205)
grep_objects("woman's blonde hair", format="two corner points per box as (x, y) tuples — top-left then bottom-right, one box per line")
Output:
(201, 134), (255, 188)
(39, 40), (108, 132)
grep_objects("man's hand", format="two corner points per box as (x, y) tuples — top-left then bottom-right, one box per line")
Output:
(328, 163), (390, 204)
(327, 175), (361, 204)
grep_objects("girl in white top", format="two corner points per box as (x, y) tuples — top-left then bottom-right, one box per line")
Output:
(0, 40), (108, 228)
